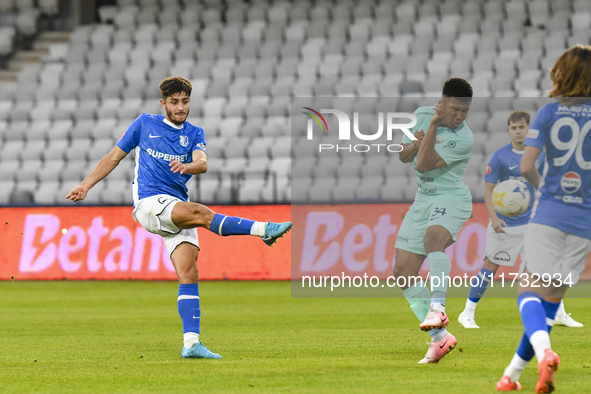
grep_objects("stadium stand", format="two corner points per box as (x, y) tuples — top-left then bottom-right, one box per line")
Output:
(0, 0), (588, 205)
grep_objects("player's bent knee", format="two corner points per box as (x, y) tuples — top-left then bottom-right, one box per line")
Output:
(172, 202), (215, 229)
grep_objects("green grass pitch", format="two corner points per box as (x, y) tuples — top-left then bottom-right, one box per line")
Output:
(1, 281), (591, 393)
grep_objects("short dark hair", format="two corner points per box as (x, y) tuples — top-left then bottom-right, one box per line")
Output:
(507, 110), (530, 125)
(442, 78), (473, 101)
(159, 76), (192, 100)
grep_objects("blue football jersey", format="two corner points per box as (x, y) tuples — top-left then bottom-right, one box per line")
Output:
(484, 143), (545, 227)
(117, 113), (207, 205)
(525, 101), (591, 240)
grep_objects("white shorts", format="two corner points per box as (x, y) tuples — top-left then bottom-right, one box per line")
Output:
(485, 223), (527, 267)
(523, 223), (591, 286)
(132, 194), (199, 256)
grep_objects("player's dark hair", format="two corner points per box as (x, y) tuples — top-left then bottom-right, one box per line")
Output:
(507, 110), (530, 125)
(442, 78), (473, 102)
(159, 76), (192, 100)
(549, 44), (591, 104)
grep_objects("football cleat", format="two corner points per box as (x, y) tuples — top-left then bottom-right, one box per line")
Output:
(554, 313), (583, 327)
(496, 375), (522, 391)
(458, 311), (480, 328)
(181, 342), (222, 359)
(419, 309), (449, 331)
(536, 349), (560, 393)
(262, 221), (293, 246)
(418, 332), (457, 364)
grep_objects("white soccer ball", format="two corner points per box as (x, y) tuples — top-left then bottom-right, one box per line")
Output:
(493, 180), (531, 217)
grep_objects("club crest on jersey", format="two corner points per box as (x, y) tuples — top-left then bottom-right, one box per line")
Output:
(179, 135), (189, 147)
(527, 129), (539, 139)
(561, 171), (581, 193)
(436, 136), (445, 144)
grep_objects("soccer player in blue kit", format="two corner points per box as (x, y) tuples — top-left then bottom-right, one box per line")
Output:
(66, 77), (292, 359)
(458, 111), (581, 329)
(495, 45), (591, 392)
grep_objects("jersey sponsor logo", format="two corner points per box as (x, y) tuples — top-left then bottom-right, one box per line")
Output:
(419, 185), (437, 195)
(146, 148), (189, 163)
(508, 175), (527, 183)
(563, 195), (584, 203)
(397, 235), (409, 243)
(485, 164), (491, 175)
(179, 135), (189, 147)
(561, 171), (581, 193)
(493, 251), (511, 262)
(527, 129), (539, 139)
(419, 176), (434, 182)
(196, 142), (206, 151)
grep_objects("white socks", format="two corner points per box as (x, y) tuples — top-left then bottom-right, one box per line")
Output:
(556, 299), (567, 317)
(464, 299), (477, 316)
(503, 353), (528, 382)
(530, 330), (551, 363)
(250, 221), (267, 237)
(184, 332), (200, 348)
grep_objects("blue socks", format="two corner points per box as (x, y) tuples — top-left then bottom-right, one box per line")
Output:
(468, 267), (493, 303)
(519, 292), (547, 339)
(178, 284), (200, 345)
(517, 292), (560, 362)
(209, 213), (255, 236)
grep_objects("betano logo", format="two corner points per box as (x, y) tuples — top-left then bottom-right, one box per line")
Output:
(303, 107), (417, 153)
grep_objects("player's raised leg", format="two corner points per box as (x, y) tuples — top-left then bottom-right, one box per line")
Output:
(170, 201), (292, 246)
(170, 242), (221, 359)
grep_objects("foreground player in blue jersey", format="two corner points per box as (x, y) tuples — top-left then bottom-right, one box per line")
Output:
(458, 111), (582, 329)
(496, 45), (591, 393)
(66, 77), (292, 359)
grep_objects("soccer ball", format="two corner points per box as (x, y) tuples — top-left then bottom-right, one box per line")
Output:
(492, 180), (531, 217)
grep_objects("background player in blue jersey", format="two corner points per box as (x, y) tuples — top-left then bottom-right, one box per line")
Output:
(496, 45), (591, 393)
(458, 111), (582, 329)
(66, 77), (292, 359)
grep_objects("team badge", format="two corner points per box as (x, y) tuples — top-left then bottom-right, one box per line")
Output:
(561, 171), (581, 193)
(179, 135), (189, 147)
(196, 142), (206, 151)
(527, 129), (539, 139)
(436, 136), (445, 144)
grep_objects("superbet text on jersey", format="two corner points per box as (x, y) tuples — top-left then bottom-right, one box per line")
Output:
(525, 102), (591, 240)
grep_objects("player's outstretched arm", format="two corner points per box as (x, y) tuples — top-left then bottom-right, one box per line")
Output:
(169, 149), (208, 175)
(66, 146), (128, 202)
(484, 181), (507, 233)
(399, 130), (424, 163)
(520, 146), (542, 189)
